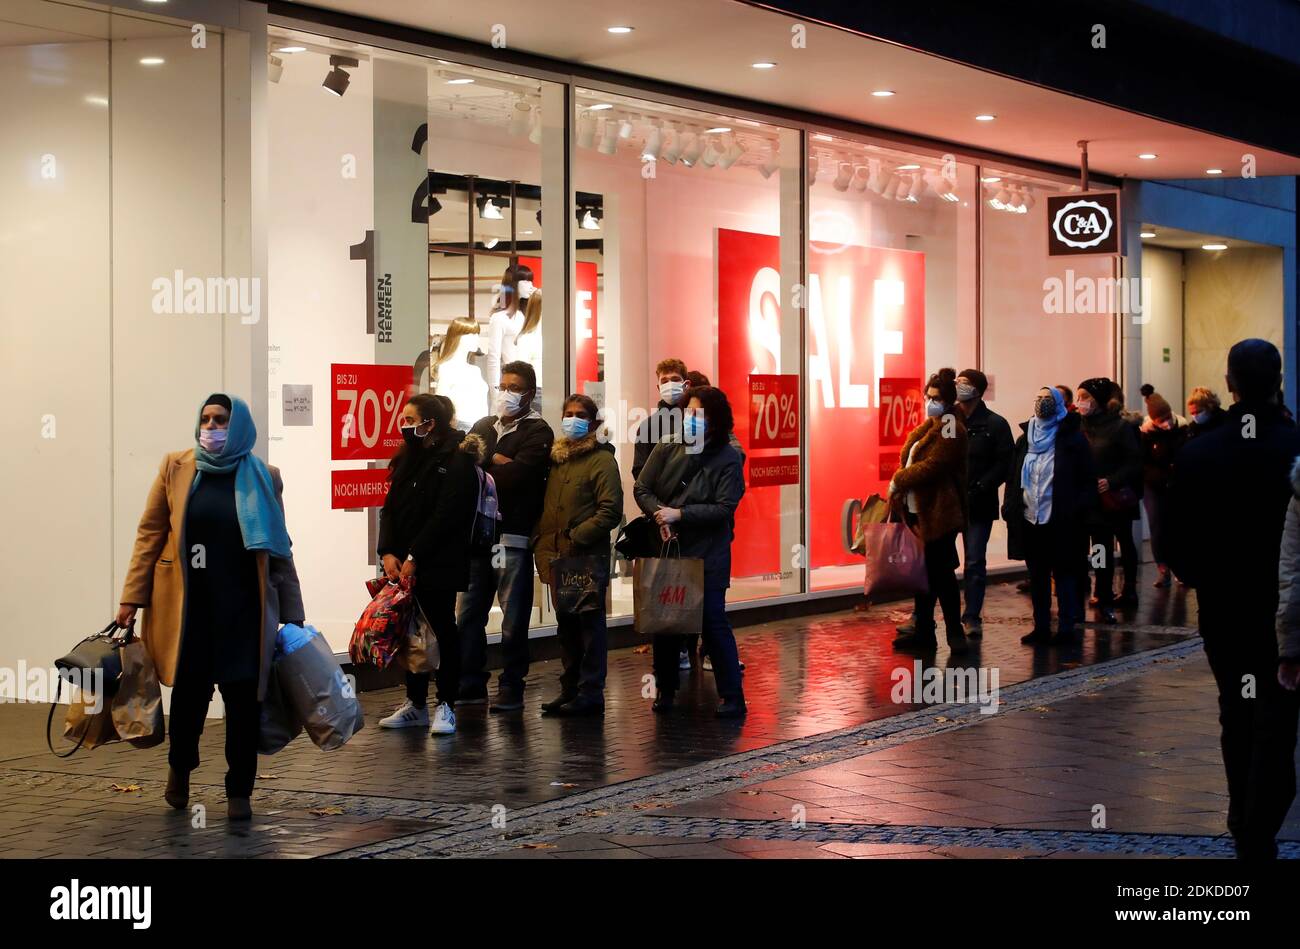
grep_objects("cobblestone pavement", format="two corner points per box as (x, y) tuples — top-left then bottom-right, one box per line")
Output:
(4, 572), (1292, 860)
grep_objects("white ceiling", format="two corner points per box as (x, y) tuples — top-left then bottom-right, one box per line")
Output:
(287, 0), (1300, 180)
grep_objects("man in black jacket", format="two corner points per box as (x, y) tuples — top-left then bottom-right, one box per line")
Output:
(631, 357), (689, 480)
(459, 360), (555, 711)
(955, 369), (1014, 637)
(1167, 339), (1300, 859)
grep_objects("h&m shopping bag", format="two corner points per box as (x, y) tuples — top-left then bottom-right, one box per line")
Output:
(109, 640), (165, 749)
(550, 555), (609, 615)
(632, 540), (704, 636)
(861, 516), (928, 603)
(277, 629), (364, 751)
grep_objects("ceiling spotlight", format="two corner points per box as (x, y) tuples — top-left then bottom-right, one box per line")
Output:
(700, 142), (721, 168)
(990, 186), (1010, 210)
(1138, 153), (1158, 160)
(577, 207), (602, 230)
(718, 135), (745, 170)
(139, 57), (165, 66)
(850, 164), (870, 192)
(871, 89), (895, 97)
(1206, 168), (1223, 175)
(832, 161), (853, 192)
(641, 125), (662, 161)
(704, 126), (730, 134)
(975, 113), (996, 121)
(276, 45), (306, 54)
(477, 195), (505, 220)
(607, 26), (634, 33)
(597, 119), (619, 155)
(881, 173), (900, 200)
(528, 107), (543, 144)
(896, 164), (920, 171)
(981, 176), (1001, 183)
(661, 127), (682, 164)
(483, 238), (500, 249)
(446, 77), (475, 85)
(866, 160), (884, 194)
(617, 118), (634, 139)
(577, 114), (596, 148)
(1022, 189), (1036, 211)
(758, 149), (780, 179)
(587, 103), (613, 111)
(1140, 231), (1157, 239)
(928, 173), (958, 202)
(323, 55), (358, 96)
(679, 132), (702, 166)
(268, 55), (284, 83)
(752, 62), (777, 69)
(507, 99), (531, 137)
(1202, 242), (1228, 251)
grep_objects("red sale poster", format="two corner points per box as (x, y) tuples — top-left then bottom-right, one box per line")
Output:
(519, 255), (600, 391)
(717, 228), (925, 577)
(331, 363), (414, 461)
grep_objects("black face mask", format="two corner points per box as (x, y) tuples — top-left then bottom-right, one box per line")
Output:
(400, 424), (425, 447)
(1034, 397), (1056, 419)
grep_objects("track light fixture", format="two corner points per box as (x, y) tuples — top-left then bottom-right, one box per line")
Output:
(832, 161), (853, 192)
(268, 55), (284, 83)
(597, 119), (619, 155)
(322, 55), (358, 96)
(476, 194), (508, 220)
(717, 135), (745, 170)
(679, 132), (702, 166)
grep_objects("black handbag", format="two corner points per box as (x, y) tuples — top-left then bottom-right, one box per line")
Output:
(614, 515), (660, 560)
(46, 622), (134, 758)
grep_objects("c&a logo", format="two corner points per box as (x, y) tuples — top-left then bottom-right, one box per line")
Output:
(1052, 199), (1113, 249)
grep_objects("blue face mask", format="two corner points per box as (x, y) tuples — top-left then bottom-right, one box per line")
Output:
(683, 413), (707, 440)
(561, 416), (590, 439)
(1194, 410), (1211, 425)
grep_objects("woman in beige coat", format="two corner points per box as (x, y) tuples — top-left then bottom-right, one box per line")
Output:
(116, 394), (303, 820)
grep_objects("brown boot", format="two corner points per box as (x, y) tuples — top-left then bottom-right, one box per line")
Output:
(227, 797), (252, 821)
(164, 767), (189, 810)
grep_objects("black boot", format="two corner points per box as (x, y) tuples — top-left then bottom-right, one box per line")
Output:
(892, 629), (938, 652)
(652, 691), (675, 713)
(716, 695), (748, 718)
(541, 691), (577, 715)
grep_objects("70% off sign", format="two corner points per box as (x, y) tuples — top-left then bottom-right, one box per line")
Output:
(748, 374), (799, 450)
(330, 363), (413, 461)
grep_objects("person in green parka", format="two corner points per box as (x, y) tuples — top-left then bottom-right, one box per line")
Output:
(534, 393), (623, 716)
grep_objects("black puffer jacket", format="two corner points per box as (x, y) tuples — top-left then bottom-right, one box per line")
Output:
(1081, 406), (1143, 523)
(377, 430), (483, 591)
(633, 437), (746, 590)
(964, 400), (1015, 523)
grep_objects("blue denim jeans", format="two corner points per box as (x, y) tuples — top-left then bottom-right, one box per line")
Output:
(961, 518), (994, 623)
(458, 548), (535, 694)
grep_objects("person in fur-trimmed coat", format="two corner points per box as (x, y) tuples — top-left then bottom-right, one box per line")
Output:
(533, 393), (623, 716)
(888, 368), (969, 654)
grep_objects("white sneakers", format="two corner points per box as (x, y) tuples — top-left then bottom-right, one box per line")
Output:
(429, 702), (457, 734)
(678, 650), (692, 670)
(379, 700), (428, 728)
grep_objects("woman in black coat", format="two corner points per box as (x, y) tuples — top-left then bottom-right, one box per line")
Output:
(1076, 378), (1143, 622)
(376, 393), (482, 735)
(1004, 388), (1096, 644)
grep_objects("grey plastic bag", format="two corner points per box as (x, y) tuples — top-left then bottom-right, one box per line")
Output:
(275, 631), (363, 751)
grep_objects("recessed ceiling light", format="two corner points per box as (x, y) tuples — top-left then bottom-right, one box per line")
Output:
(523, 230), (534, 235)
(812, 133), (833, 141)
(1202, 243), (1228, 251)
(1206, 168), (1223, 175)
(704, 126), (730, 133)
(871, 89), (895, 97)
(607, 26), (634, 33)
(587, 103), (613, 111)
(974, 113), (996, 121)
(981, 176), (1001, 183)
(897, 164), (920, 170)
(752, 62), (777, 69)
(1138, 153), (1158, 160)
(1140, 231), (1157, 238)
(446, 78), (474, 85)
(139, 57), (165, 66)
(276, 46), (306, 53)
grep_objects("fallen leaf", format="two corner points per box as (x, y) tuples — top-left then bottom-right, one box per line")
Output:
(549, 782), (578, 788)
(110, 783), (142, 793)
(579, 809), (608, 818)
(1030, 706), (1056, 714)
(934, 716), (951, 723)
(256, 773), (280, 780)
(632, 645), (650, 654)
(308, 806), (345, 816)
(519, 842), (556, 849)
(741, 790), (760, 796)
(631, 800), (673, 810)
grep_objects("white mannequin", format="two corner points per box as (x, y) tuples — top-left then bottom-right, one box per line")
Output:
(483, 307), (524, 388)
(434, 328), (489, 426)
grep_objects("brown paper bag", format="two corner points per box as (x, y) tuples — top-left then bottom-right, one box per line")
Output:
(63, 691), (121, 750)
(110, 641), (165, 748)
(633, 554), (704, 635)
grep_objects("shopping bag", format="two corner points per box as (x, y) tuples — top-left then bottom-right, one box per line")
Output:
(258, 662), (302, 755)
(276, 629), (364, 751)
(350, 577), (415, 669)
(862, 517), (928, 602)
(849, 493), (891, 555)
(632, 540), (704, 635)
(403, 600), (440, 675)
(109, 641), (164, 749)
(62, 691), (121, 751)
(550, 556), (608, 614)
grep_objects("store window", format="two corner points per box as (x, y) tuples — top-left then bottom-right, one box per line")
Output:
(573, 90), (803, 612)
(267, 31), (562, 648)
(805, 135), (978, 591)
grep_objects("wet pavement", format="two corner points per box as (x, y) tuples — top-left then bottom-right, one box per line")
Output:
(1, 566), (1294, 859)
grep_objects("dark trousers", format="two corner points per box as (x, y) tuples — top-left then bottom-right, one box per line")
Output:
(653, 588), (743, 700)
(1143, 484), (1170, 566)
(556, 606), (608, 700)
(912, 527), (962, 640)
(1090, 514), (1139, 605)
(1023, 519), (1082, 633)
(168, 676), (259, 799)
(1201, 607), (1300, 859)
(406, 586), (461, 708)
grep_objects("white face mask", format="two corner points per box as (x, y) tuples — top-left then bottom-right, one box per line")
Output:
(659, 381), (685, 405)
(496, 390), (524, 418)
(1076, 397), (1095, 416)
(925, 399), (945, 418)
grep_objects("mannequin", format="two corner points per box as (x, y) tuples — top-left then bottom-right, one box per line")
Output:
(483, 263), (535, 387)
(515, 288), (543, 382)
(433, 317), (489, 427)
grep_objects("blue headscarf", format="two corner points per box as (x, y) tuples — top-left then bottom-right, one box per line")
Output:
(193, 394), (293, 559)
(1021, 387), (1067, 491)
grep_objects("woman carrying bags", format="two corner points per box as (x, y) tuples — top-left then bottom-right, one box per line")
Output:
(889, 368), (970, 655)
(1004, 387), (1096, 644)
(116, 394), (304, 821)
(635, 386), (747, 717)
(534, 394), (623, 717)
(376, 393), (482, 736)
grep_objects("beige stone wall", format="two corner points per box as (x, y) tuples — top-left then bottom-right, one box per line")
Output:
(1184, 246), (1284, 395)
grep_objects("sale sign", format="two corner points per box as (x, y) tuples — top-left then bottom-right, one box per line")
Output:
(331, 469), (391, 509)
(748, 457), (799, 488)
(749, 374), (799, 450)
(331, 363), (414, 461)
(879, 377), (923, 447)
